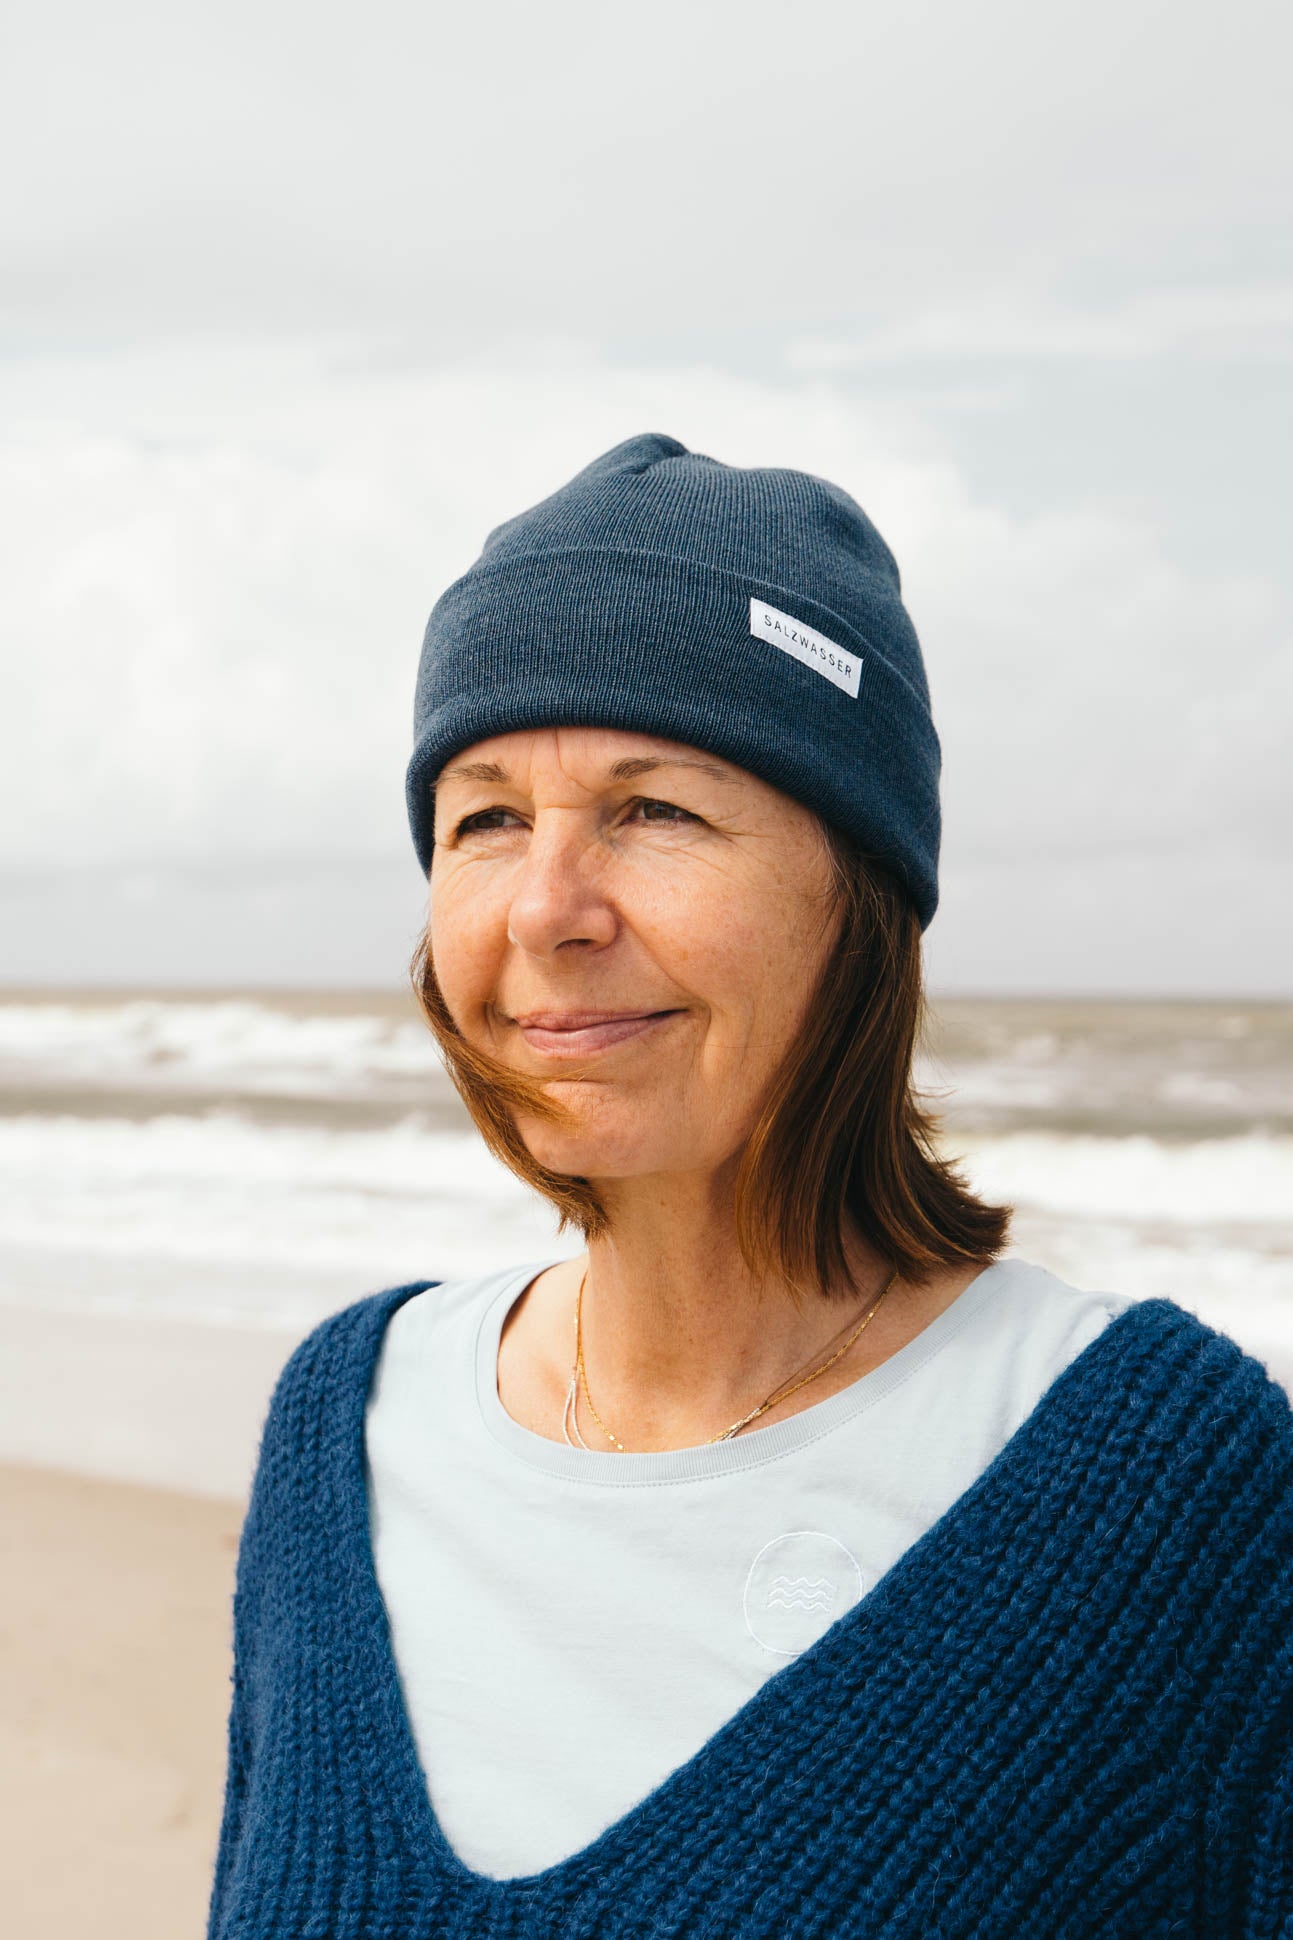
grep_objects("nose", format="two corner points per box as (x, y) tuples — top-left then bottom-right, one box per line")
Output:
(504, 813), (618, 958)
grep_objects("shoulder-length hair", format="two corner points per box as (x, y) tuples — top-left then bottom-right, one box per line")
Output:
(408, 820), (1011, 1305)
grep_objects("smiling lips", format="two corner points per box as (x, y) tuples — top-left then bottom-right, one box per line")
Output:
(511, 1009), (678, 1056)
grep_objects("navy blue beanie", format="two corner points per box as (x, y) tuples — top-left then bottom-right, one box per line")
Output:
(406, 432), (942, 928)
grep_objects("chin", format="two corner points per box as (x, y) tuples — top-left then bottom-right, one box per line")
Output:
(520, 1136), (639, 1179)
(514, 1078), (700, 1174)
(514, 1115), (657, 1180)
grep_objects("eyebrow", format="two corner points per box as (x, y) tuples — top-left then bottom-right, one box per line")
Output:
(435, 755), (741, 789)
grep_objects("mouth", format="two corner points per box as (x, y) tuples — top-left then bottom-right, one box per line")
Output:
(509, 1009), (681, 1057)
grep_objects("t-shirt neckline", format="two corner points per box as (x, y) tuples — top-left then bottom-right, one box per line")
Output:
(474, 1255), (1010, 1484)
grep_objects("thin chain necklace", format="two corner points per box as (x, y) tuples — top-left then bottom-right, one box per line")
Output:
(561, 1263), (898, 1450)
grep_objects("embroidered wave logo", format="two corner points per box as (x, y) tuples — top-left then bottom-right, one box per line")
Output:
(744, 1533), (865, 1655)
(764, 1573), (839, 1615)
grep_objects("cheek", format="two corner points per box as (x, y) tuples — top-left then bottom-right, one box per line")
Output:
(657, 901), (797, 1052)
(686, 893), (830, 1059)
(636, 875), (757, 999)
(428, 871), (505, 1016)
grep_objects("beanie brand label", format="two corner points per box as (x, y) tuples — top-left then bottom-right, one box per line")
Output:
(749, 597), (861, 698)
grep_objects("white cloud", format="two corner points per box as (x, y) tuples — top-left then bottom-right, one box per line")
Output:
(787, 285), (1293, 369)
(3, 344), (1288, 893)
(1, 0), (1287, 991)
(4, 1), (1289, 344)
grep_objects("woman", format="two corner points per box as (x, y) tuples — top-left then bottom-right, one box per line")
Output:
(207, 434), (1292, 1937)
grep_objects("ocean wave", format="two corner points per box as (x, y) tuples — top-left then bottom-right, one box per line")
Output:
(4, 998), (1291, 1140)
(953, 1128), (1293, 1225)
(0, 997), (443, 1091)
(0, 1111), (568, 1302)
(1, 1111), (1289, 1327)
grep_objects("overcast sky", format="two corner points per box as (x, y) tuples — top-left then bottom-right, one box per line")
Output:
(3, 0), (1290, 995)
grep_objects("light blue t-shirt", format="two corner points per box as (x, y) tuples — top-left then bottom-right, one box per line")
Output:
(363, 1254), (1131, 1880)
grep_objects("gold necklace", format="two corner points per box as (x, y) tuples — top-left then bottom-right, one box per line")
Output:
(564, 1263), (898, 1451)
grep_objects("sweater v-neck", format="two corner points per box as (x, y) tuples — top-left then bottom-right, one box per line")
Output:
(344, 1277), (1156, 1902)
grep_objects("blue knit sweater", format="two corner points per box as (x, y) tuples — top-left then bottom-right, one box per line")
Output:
(207, 1283), (1293, 1938)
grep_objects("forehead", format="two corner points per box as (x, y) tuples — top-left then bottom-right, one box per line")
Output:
(434, 726), (745, 790)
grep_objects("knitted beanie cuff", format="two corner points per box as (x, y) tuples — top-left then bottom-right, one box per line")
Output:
(405, 546), (941, 927)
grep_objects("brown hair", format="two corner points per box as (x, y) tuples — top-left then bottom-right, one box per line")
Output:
(408, 821), (1012, 1305)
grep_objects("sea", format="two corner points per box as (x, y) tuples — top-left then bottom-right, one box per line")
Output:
(1, 987), (1291, 1379)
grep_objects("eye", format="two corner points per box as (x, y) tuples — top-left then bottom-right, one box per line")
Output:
(451, 807), (519, 839)
(629, 796), (696, 826)
(450, 795), (698, 841)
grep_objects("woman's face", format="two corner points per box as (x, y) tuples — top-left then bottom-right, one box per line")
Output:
(429, 726), (842, 1182)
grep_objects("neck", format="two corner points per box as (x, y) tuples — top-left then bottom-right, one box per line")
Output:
(542, 1174), (937, 1451)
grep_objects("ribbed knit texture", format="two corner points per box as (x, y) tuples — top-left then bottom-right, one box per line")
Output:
(207, 1285), (1293, 1939)
(405, 433), (943, 928)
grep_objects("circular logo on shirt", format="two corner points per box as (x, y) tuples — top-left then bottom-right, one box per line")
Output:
(743, 1530), (867, 1657)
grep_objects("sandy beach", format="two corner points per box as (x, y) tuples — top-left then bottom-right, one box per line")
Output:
(0, 1303), (309, 1935)
(1, 1462), (243, 1940)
